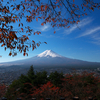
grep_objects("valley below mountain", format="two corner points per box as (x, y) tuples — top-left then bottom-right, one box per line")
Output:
(0, 50), (100, 85)
(0, 65), (100, 85)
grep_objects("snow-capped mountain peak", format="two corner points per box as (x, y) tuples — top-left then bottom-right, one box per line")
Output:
(37, 50), (62, 58)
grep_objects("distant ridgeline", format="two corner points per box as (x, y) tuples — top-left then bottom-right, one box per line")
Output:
(0, 50), (100, 68)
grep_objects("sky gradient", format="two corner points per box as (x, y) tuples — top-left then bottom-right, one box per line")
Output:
(0, 0), (100, 63)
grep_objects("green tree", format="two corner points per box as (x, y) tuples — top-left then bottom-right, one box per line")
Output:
(5, 66), (35, 100)
(48, 71), (64, 87)
(5, 80), (22, 100)
(34, 71), (48, 87)
(27, 65), (35, 80)
(19, 74), (30, 83)
(5, 65), (48, 99)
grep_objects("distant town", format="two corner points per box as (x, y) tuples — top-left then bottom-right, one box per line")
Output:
(0, 65), (100, 85)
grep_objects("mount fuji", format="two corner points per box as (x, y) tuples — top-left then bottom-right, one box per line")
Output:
(0, 50), (100, 68)
(37, 50), (62, 58)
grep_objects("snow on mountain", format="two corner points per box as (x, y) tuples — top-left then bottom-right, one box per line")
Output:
(37, 50), (62, 58)
(0, 50), (100, 67)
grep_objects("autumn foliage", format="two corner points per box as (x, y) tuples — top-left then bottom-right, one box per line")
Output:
(0, 0), (100, 56)
(0, 84), (7, 98)
(30, 81), (59, 100)
(3, 66), (100, 100)
(59, 72), (100, 100)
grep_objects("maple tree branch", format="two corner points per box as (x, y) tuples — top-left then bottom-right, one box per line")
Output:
(49, 0), (59, 16)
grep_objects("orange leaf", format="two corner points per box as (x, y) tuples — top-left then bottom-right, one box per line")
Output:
(23, 35), (26, 37)
(1, 44), (4, 47)
(36, 18), (38, 21)
(41, 23), (44, 26)
(37, 32), (40, 35)
(45, 5), (48, 10)
(23, 52), (26, 56)
(32, 40), (35, 43)
(73, 0), (74, 2)
(44, 42), (47, 44)
(57, 5), (60, 8)
(26, 31), (28, 33)
(37, 31), (41, 35)
(5, 47), (6, 51)
(84, 5), (86, 7)
(54, 31), (56, 34)
(9, 52), (12, 56)
(55, 2), (58, 4)
(21, 23), (23, 26)
(41, 5), (43, 11)
(11, 5), (13, 7)
(38, 17), (42, 19)
(27, 37), (29, 40)
(67, 26), (70, 28)
(84, 9), (86, 11)
(32, 47), (34, 50)
(34, 32), (36, 35)
(37, 43), (40, 47)
(21, 28), (23, 32)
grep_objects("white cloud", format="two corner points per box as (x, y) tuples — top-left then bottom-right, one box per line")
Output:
(91, 41), (100, 45)
(64, 17), (93, 35)
(92, 34), (100, 40)
(77, 26), (100, 38)
(91, 33), (100, 45)
(35, 24), (51, 32)
(39, 34), (54, 38)
(76, 26), (100, 45)
(41, 24), (50, 31)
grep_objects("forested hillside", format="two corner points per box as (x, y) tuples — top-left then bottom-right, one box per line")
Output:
(0, 65), (100, 100)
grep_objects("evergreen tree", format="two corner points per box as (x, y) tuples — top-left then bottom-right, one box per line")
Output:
(48, 71), (64, 87)
(5, 65), (35, 100)
(27, 65), (35, 79)
(19, 74), (30, 83)
(34, 71), (48, 86)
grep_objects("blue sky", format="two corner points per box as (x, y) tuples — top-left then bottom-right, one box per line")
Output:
(0, 0), (100, 63)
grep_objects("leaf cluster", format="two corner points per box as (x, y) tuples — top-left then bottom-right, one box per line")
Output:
(0, 0), (100, 56)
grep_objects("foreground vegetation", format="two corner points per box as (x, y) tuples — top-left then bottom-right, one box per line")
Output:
(0, 65), (100, 100)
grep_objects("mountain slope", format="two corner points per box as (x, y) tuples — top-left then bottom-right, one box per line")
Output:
(0, 50), (100, 67)
(37, 50), (62, 58)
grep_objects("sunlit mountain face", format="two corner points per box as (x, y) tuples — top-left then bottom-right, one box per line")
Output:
(0, 50), (100, 68)
(37, 50), (62, 58)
